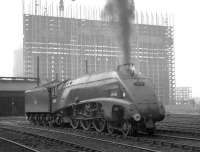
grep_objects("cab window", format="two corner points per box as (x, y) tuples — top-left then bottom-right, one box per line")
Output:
(110, 88), (124, 98)
(110, 90), (118, 97)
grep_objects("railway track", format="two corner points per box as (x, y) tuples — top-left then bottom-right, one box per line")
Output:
(157, 114), (200, 129)
(0, 136), (40, 152)
(1, 116), (200, 151)
(0, 126), (103, 152)
(155, 133), (200, 142)
(35, 126), (200, 152)
(150, 133), (200, 151)
(2, 121), (200, 152)
(60, 127), (200, 152)
(156, 128), (200, 138)
(0, 123), (161, 152)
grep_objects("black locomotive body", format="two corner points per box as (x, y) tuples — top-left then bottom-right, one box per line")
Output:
(25, 64), (165, 135)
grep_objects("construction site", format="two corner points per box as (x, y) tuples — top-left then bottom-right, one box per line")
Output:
(23, 0), (175, 105)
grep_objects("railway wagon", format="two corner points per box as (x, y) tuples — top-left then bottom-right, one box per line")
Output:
(25, 64), (165, 136)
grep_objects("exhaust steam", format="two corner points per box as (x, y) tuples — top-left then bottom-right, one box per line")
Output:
(104, 0), (135, 65)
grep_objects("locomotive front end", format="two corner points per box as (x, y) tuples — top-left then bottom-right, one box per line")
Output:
(117, 64), (165, 133)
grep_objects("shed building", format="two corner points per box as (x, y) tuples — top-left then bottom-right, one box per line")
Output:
(0, 77), (37, 116)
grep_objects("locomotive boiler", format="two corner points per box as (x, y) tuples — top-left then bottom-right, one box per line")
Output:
(25, 64), (165, 136)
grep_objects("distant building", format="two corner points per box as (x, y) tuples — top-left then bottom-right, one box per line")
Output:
(23, 3), (175, 104)
(13, 49), (23, 77)
(176, 87), (192, 104)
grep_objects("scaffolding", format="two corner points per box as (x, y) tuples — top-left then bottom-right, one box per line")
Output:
(176, 87), (192, 102)
(23, 0), (175, 104)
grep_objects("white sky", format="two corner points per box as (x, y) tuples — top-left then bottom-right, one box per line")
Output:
(0, 0), (200, 97)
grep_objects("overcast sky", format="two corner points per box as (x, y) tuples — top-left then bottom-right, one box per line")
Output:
(0, 0), (200, 97)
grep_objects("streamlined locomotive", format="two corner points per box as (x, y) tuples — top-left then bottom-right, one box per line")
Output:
(25, 64), (165, 136)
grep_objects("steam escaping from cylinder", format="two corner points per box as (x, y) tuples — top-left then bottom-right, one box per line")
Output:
(104, 0), (135, 65)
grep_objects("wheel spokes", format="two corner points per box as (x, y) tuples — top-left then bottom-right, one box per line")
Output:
(92, 118), (106, 133)
(70, 119), (79, 129)
(56, 117), (63, 126)
(107, 121), (114, 134)
(42, 119), (47, 127)
(80, 119), (91, 131)
(121, 120), (131, 137)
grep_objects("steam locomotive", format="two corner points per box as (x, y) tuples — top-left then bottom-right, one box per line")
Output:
(25, 64), (165, 136)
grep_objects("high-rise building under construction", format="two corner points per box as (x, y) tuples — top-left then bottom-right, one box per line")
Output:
(23, 1), (175, 104)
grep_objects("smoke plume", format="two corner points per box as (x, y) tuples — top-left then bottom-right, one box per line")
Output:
(104, 0), (135, 65)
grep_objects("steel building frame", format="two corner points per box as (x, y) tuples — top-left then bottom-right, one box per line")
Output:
(23, 1), (175, 104)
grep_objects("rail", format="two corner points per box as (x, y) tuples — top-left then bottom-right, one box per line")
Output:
(0, 136), (40, 152)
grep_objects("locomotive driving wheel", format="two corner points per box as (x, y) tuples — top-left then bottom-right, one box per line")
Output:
(56, 116), (63, 126)
(107, 121), (114, 134)
(121, 120), (132, 137)
(70, 119), (79, 129)
(92, 118), (106, 133)
(80, 119), (91, 131)
(42, 115), (47, 127)
(48, 120), (54, 127)
(29, 114), (35, 125)
(46, 115), (54, 127)
(35, 114), (40, 126)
